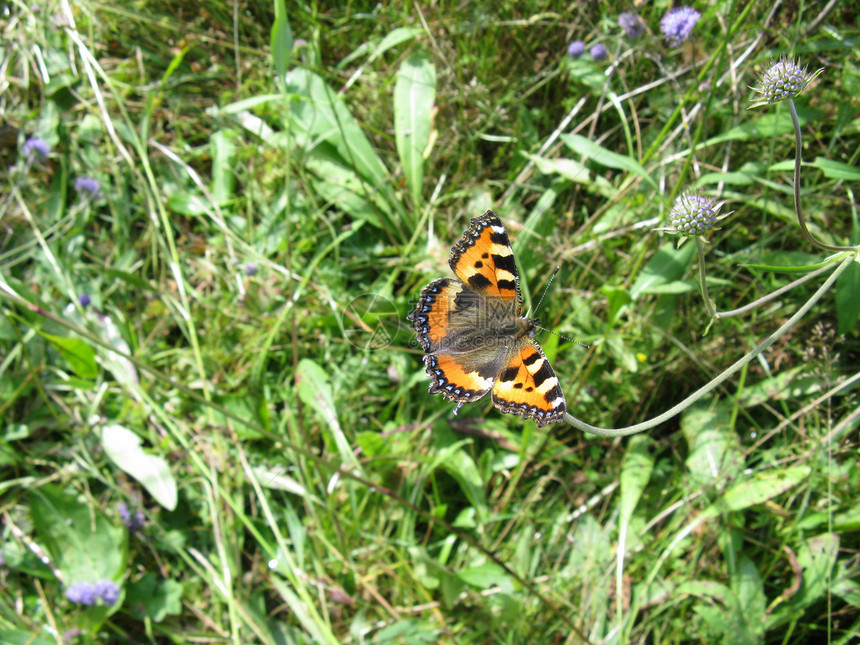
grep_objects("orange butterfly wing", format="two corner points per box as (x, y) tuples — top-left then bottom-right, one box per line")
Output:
(408, 211), (566, 426)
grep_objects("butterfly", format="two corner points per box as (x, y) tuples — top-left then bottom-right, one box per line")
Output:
(407, 211), (566, 427)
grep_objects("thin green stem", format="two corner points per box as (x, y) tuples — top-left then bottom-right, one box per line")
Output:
(788, 100), (855, 252)
(717, 257), (843, 318)
(564, 254), (854, 437)
(696, 237), (717, 319)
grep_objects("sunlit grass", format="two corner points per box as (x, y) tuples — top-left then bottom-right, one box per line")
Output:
(0, 1), (858, 643)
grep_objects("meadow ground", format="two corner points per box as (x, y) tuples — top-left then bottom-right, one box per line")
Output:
(1, 1), (859, 643)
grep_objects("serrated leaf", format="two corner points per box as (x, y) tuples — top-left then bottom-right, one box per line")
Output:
(37, 330), (98, 379)
(101, 425), (177, 510)
(395, 50), (436, 208)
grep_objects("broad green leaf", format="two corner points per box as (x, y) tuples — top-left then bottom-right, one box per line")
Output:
(561, 133), (656, 189)
(619, 435), (654, 522)
(606, 332), (638, 373)
(794, 533), (840, 606)
(101, 424), (178, 510)
(639, 280), (695, 295)
(0, 628), (56, 645)
(736, 367), (821, 408)
(835, 257), (860, 334)
(630, 242), (696, 300)
(435, 444), (488, 524)
(524, 153), (614, 197)
(601, 284), (631, 327)
(732, 556), (766, 637)
(706, 112), (801, 145)
(693, 170), (755, 188)
(89, 309), (139, 388)
(29, 485), (127, 586)
(252, 466), (315, 500)
(166, 191), (209, 216)
(457, 563), (513, 592)
(125, 573), (183, 622)
(303, 146), (387, 227)
(395, 50), (436, 208)
(296, 359), (358, 470)
(367, 27), (424, 65)
(715, 466), (810, 513)
(337, 26), (424, 70)
(809, 157), (860, 181)
(682, 404), (744, 487)
(209, 130), (236, 205)
(683, 580), (758, 645)
(271, 0), (293, 82)
(37, 330), (98, 379)
(284, 68), (390, 190)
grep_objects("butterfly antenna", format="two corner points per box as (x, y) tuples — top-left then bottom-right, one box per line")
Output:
(532, 267), (560, 317)
(534, 325), (590, 349)
(531, 267), (589, 349)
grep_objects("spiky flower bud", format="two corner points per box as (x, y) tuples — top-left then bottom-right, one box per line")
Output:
(663, 193), (727, 237)
(749, 57), (823, 108)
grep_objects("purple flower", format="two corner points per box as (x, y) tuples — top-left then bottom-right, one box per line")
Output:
(244, 262), (258, 276)
(78, 294), (91, 308)
(664, 192), (727, 237)
(118, 502), (145, 531)
(567, 40), (585, 58)
(66, 580), (120, 605)
(22, 137), (50, 160)
(94, 580), (120, 605)
(590, 44), (608, 61)
(660, 6), (701, 46)
(66, 582), (98, 606)
(749, 57), (823, 108)
(618, 12), (644, 40)
(74, 176), (100, 196)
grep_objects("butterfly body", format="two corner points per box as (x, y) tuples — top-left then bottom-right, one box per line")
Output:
(408, 211), (566, 427)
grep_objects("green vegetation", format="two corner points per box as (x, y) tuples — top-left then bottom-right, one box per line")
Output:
(1, 1), (858, 643)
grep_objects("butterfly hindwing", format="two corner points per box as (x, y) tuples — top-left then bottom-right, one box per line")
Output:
(492, 338), (566, 426)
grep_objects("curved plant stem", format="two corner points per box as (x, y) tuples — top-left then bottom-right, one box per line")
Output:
(788, 100), (855, 252)
(564, 253), (854, 437)
(717, 257), (844, 318)
(696, 237), (717, 319)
